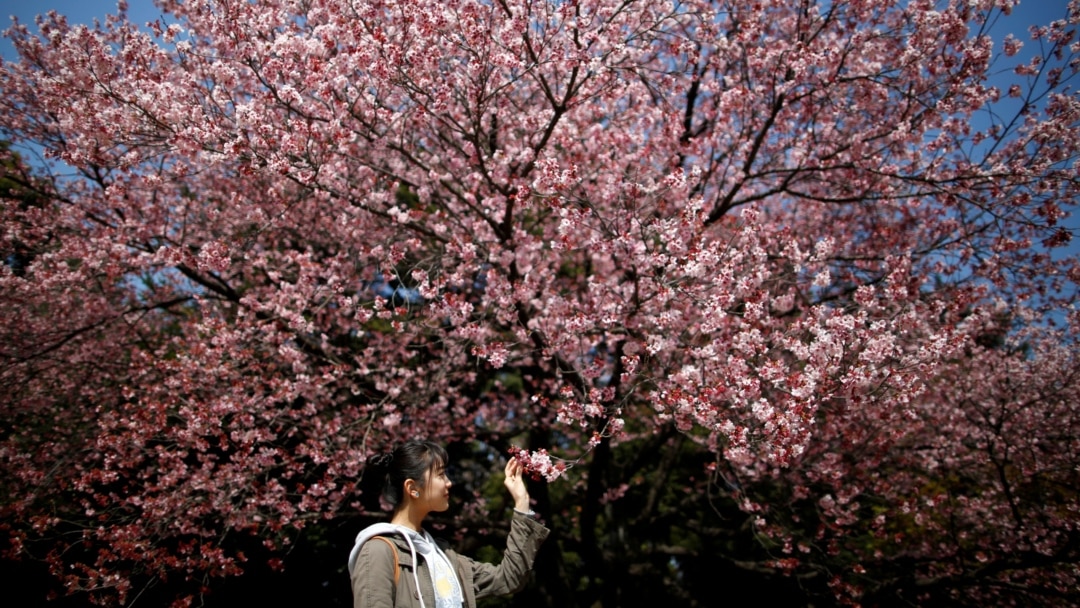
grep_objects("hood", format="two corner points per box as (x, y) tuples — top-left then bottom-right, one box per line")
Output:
(348, 522), (408, 574)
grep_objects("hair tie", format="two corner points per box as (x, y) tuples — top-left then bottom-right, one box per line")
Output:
(370, 451), (394, 466)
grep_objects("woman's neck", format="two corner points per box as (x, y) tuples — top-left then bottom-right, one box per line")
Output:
(390, 506), (425, 532)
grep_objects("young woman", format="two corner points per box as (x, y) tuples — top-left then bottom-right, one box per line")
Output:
(348, 441), (549, 608)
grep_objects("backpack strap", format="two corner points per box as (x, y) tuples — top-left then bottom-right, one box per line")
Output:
(372, 536), (400, 586)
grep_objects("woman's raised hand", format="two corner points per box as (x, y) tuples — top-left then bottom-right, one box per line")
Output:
(504, 457), (532, 512)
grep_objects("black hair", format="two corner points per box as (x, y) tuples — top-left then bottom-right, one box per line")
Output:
(382, 440), (449, 510)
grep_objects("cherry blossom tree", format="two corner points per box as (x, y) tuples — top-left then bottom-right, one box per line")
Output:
(1, 0), (1078, 605)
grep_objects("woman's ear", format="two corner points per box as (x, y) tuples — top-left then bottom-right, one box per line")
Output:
(403, 479), (418, 499)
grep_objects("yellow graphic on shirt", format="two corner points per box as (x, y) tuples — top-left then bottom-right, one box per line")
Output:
(431, 553), (462, 608)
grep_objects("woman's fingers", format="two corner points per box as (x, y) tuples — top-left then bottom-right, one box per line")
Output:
(506, 457), (526, 479)
(503, 457), (531, 511)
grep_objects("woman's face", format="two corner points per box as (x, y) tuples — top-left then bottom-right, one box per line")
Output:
(418, 462), (453, 512)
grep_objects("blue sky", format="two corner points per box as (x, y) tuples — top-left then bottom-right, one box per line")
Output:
(1, 0), (162, 61)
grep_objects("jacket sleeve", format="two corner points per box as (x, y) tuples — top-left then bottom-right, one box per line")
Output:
(462, 511), (550, 599)
(351, 539), (398, 608)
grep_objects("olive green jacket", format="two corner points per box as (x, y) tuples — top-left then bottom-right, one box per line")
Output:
(350, 512), (549, 608)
